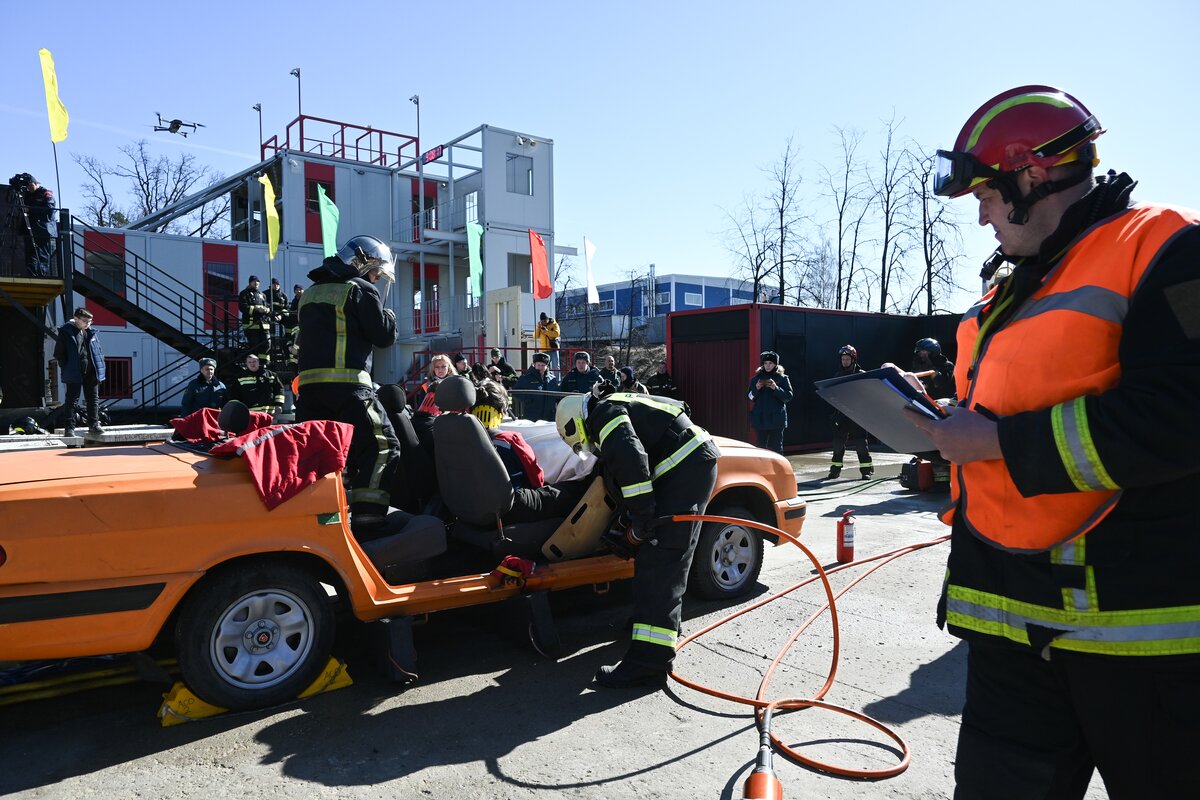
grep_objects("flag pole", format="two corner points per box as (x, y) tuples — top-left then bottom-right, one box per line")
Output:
(51, 142), (62, 201)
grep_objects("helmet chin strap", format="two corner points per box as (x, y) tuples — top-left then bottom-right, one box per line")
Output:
(993, 167), (1092, 225)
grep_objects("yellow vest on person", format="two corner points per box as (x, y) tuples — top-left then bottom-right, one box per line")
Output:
(941, 204), (1200, 552)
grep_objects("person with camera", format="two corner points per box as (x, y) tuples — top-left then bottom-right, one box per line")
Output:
(10, 173), (58, 277)
(747, 350), (793, 455)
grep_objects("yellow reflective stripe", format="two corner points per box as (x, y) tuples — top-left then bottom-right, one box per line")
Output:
(651, 426), (711, 479)
(349, 487), (391, 506)
(301, 283), (354, 370)
(621, 481), (653, 499)
(597, 415), (629, 446)
(364, 396), (391, 497)
(631, 623), (677, 648)
(299, 369), (372, 386)
(1052, 398), (1119, 491)
(610, 393), (683, 416)
(946, 584), (1200, 655)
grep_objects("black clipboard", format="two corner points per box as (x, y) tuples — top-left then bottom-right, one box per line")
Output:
(814, 366), (947, 454)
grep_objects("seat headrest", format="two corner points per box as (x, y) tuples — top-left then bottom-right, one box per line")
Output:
(218, 400), (251, 435)
(436, 375), (476, 413)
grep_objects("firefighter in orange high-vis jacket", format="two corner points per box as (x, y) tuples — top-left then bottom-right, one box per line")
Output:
(556, 384), (720, 689)
(908, 85), (1200, 800)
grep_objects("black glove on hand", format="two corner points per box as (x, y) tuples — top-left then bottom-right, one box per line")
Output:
(600, 527), (644, 560)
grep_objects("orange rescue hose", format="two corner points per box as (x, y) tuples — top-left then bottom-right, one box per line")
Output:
(671, 513), (950, 780)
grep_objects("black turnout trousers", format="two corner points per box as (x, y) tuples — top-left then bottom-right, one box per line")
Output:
(623, 453), (719, 671)
(296, 382), (399, 516)
(955, 638), (1200, 800)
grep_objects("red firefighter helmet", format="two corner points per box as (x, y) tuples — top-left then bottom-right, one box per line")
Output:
(934, 85), (1103, 199)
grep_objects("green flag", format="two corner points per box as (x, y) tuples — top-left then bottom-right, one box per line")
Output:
(317, 184), (339, 257)
(466, 222), (484, 299)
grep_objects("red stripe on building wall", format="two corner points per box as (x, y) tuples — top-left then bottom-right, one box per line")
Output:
(83, 231), (126, 328)
(304, 162), (335, 245)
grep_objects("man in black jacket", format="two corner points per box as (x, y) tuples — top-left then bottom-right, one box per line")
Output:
(559, 351), (602, 393)
(297, 235), (399, 534)
(513, 353), (559, 421)
(229, 353), (284, 414)
(13, 174), (57, 277)
(53, 307), (105, 436)
(828, 345), (872, 479)
(180, 357), (228, 417)
(556, 385), (720, 688)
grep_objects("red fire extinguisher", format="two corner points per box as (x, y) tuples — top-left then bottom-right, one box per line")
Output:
(836, 510), (856, 563)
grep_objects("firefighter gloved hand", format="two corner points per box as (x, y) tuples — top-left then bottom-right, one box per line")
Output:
(600, 527), (645, 560)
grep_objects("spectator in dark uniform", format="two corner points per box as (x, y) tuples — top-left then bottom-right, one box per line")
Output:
(513, 352), (559, 421)
(486, 347), (518, 389)
(268, 277), (288, 341)
(598, 354), (620, 387)
(913, 337), (956, 400)
(452, 352), (472, 378)
(238, 276), (271, 360)
(14, 174), (57, 277)
(645, 361), (678, 399)
(747, 350), (793, 454)
(53, 308), (105, 437)
(827, 345), (873, 479)
(180, 357), (228, 417)
(229, 353), (284, 414)
(559, 351), (602, 394)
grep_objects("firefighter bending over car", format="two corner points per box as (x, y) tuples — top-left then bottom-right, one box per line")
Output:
(556, 383), (720, 688)
(296, 234), (400, 537)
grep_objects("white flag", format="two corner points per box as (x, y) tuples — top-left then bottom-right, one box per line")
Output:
(583, 237), (600, 305)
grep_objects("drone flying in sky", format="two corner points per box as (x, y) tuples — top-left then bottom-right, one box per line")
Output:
(153, 113), (206, 138)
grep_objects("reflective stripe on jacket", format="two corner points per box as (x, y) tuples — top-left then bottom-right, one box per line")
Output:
(942, 204), (1200, 552)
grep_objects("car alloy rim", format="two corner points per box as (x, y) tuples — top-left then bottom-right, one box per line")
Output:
(209, 588), (316, 689)
(708, 522), (756, 590)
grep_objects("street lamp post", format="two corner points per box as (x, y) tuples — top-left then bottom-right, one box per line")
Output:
(290, 68), (302, 119)
(252, 103), (263, 158)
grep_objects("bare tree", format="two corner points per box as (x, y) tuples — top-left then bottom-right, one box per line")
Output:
(820, 127), (872, 310)
(906, 149), (967, 314)
(71, 140), (230, 237)
(791, 234), (838, 308)
(866, 115), (915, 313)
(764, 136), (806, 304)
(723, 194), (775, 302)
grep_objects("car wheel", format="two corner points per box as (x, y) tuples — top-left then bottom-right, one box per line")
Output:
(687, 505), (764, 600)
(175, 563), (335, 710)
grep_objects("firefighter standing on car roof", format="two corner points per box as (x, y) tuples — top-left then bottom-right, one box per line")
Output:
(229, 353), (284, 414)
(296, 235), (400, 536)
(907, 85), (1200, 798)
(827, 345), (873, 480)
(556, 383), (721, 689)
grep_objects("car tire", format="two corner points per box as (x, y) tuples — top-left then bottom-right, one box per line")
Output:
(174, 563), (335, 710)
(687, 505), (764, 600)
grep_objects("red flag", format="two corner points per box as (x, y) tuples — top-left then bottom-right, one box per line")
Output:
(529, 229), (552, 300)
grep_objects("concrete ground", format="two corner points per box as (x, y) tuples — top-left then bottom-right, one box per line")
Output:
(0, 451), (1110, 799)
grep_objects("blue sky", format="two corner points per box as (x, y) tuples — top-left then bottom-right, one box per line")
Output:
(4, 0), (1196, 313)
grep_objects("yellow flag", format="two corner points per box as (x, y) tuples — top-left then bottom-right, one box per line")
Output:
(258, 174), (280, 260)
(38, 48), (69, 143)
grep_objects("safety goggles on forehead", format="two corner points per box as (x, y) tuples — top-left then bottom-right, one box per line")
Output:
(933, 150), (1004, 198)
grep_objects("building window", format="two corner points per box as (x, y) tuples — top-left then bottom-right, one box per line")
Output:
(86, 250), (125, 295)
(597, 299), (614, 313)
(506, 253), (532, 293)
(506, 154), (533, 195)
(99, 357), (133, 400)
(203, 260), (237, 329)
(655, 291), (670, 306)
(306, 179), (334, 213)
(465, 191), (478, 225)
(684, 292), (703, 306)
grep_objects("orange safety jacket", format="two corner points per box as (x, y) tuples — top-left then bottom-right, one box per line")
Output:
(942, 203), (1200, 552)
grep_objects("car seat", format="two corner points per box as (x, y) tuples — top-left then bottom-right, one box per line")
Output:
(432, 376), (614, 560)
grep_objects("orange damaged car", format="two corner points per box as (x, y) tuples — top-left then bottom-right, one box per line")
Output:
(0, 420), (805, 710)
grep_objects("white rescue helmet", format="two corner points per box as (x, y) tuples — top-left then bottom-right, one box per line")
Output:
(337, 235), (395, 283)
(555, 394), (591, 454)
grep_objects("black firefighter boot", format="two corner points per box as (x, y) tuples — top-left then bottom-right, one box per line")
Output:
(827, 465), (842, 480)
(594, 660), (668, 689)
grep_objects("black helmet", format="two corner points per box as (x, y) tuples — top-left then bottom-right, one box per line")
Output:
(838, 345), (858, 360)
(12, 416), (47, 435)
(914, 338), (942, 357)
